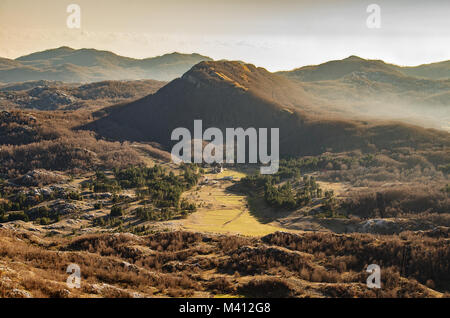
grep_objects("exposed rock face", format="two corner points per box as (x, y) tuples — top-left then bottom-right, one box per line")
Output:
(359, 219), (400, 234)
(9, 289), (32, 298)
(13, 169), (67, 186)
(48, 201), (83, 216)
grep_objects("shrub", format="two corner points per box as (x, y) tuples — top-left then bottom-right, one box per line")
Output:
(110, 206), (123, 218)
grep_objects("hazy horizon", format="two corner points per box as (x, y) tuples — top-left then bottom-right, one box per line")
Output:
(1, 0), (449, 71)
(6, 44), (450, 72)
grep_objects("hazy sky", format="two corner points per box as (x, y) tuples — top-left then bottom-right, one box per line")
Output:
(0, 0), (449, 71)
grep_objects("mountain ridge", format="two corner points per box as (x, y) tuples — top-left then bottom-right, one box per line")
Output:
(278, 55), (450, 81)
(4, 48), (449, 83)
(86, 60), (450, 158)
(0, 47), (213, 83)
(277, 56), (450, 130)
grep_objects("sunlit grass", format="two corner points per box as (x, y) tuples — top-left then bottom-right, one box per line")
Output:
(213, 169), (248, 180)
(181, 168), (294, 236)
(183, 207), (284, 236)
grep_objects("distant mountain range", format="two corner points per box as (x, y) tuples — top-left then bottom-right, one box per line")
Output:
(1, 48), (449, 133)
(0, 47), (212, 83)
(277, 55), (450, 81)
(277, 56), (450, 130)
(2, 47), (449, 84)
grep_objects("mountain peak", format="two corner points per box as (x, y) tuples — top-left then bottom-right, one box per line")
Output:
(186, 60), (258, 75)
(144, 52), (213, 65)
(181, 60), (263, 91)
(344, 55), (365, 61)
(56, 46), (75, 51)
(278, 55), (404, 82)
(16, 46), (75, 61)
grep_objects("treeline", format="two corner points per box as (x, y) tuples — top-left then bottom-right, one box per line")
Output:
(0, 163), (200, 226)
(91, 164), (200, 224)
(241, 173), (336, 213)
(133, 198), (196, 222)
(277, 149), (448, 186)
(111, 164), (198, 208)
(264, 176), (331, 210)
(240, 150), (449, 218)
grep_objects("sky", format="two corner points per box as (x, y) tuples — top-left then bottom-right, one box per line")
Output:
(0, 0), (449, 71)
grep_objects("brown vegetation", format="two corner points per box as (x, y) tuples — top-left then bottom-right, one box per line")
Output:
(0, 110), (145, 177)
(0, 229), (447, 298)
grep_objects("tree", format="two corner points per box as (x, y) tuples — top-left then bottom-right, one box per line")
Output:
(110, 205), (123, 218)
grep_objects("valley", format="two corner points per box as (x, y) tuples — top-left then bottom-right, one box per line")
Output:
(0, 48), (448, 298)
(178, 169), (290, 236)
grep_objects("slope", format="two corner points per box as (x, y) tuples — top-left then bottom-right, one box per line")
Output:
(86, 60), (450, 157)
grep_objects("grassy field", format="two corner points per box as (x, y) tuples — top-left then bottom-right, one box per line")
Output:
(182, 206), (286, 236)
(159, 167), (350, 237)
(180, 169), (291, 236)
(213, 169), (249, 180)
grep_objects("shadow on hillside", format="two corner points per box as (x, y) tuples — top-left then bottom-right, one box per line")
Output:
(225, 183), (293, 224)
